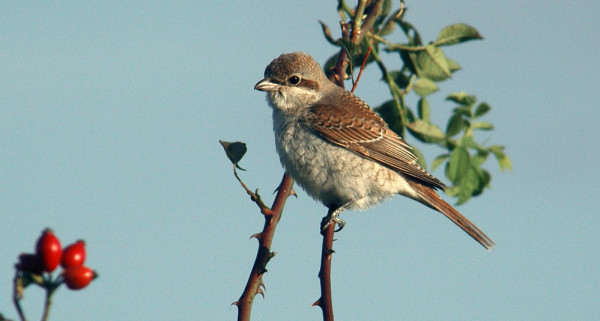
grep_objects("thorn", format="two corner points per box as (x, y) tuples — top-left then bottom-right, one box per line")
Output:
(231, 301), (239, 306)
(270, 251), (277, 258)
(249, 233), (262, 240)
(257, 269), (268, 279)
(290, 187), (298, 198)
(257, 287), (265, 298)
(259, 278), (266, 291)
(327, 249), (336, 257)
(311, 298), (321, 308)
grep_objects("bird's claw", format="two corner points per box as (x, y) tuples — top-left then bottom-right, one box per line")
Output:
(320, 212), (346, 234)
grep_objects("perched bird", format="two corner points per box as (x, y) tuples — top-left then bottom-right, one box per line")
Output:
(254, 52), (494, 250)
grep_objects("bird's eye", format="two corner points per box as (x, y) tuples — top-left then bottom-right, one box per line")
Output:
(288, 75), (301, 85)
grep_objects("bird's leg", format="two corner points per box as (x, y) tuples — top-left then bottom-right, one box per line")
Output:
(321, 202), (350, 234)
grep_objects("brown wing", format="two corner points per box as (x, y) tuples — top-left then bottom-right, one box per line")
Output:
(305, 92), (445, 190)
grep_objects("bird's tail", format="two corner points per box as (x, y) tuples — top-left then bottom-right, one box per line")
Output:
(408, 181), (495, 250)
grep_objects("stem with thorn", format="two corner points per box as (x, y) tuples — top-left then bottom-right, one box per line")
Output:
(316, 1), (384, 320)
(313, 214), (336, 321)
(234, 172), (295, 321)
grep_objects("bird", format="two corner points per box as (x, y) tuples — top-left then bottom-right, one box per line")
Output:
(254, 52), (494, 250)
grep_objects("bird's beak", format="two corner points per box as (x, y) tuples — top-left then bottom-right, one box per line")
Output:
(254, 78), (278, 92)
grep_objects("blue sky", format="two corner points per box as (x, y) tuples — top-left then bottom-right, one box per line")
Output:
(1, 1), (599, 320)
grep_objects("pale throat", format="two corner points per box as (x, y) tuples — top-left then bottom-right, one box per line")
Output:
(266, 86), (322, 113)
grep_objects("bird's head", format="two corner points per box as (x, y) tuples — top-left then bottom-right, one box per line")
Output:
(254, 52), (331, 112)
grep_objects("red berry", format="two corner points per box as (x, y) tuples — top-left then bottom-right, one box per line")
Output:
(61, 240), (86, 268)
(35, 229), (62, 272)
(63, 266), (96, 290)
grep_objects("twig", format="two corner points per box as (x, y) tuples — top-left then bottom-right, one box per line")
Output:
(318, 1), (384, 320)
(371, 33), (427, 51)
(12, 273), (27, 321)
(351, 0), (368, 41)
(358, 0), (383, 38)
(332, 22), (351, 88)
(40, 285), (56, 321)
(350, 44), (372, 93)
(233, 165), (273, 216)
(234, 173), (295, 321)
(367, 41), (408, 136)
(332, 0), (383, 88)
(313, 213), (336, 321)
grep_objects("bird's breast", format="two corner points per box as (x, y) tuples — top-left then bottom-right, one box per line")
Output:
(271, 110), (413, 209)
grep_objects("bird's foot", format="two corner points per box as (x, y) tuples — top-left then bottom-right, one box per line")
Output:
(320, 203), (349, 234)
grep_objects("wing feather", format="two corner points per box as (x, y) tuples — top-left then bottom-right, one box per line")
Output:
(306, 92), (445, 190)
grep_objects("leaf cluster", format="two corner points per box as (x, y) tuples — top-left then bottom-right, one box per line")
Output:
(320, 0), (511, 204)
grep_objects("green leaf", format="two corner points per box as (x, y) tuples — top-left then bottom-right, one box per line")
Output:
(407, 119), (446, 143)
(474, 102), (491, 118)
(456, 166), (479, 204)
(446, 58), (461, 73)
(405, 106), (416, 124)
(388, 70), (410, 89)
(379, 0), (393, 20)
(446, 146), (470, 183)
(219, 140), (247, 170)
(445, 185), (460, 197)
(402, 51), (418, 75)
(375, 99), (406, 136)
(410, 145), (427, 170)
(379, 18), (396, 36)
(436, 23), (483, 46)
(446, 91), (476, 106)
(459, 136), (486, 152)
(415, 45), (451, 81)
(471, 150), (489, 167)
(473, 121), (494, 130)
(431, 154), (449, 171)
(396, 21), (422, 46)
(413, 77), (439, 97)
(375, 99), (402, 131)
(417, 98), (430, 121)
(472, 168), (491, 197)
(446, 114), (467, 137)
(489, 145), (512, 171)
(453, 106), (472, 118)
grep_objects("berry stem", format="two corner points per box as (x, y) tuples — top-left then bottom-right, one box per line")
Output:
(12, 272), (28, 321)
(40, 285), (56, 321)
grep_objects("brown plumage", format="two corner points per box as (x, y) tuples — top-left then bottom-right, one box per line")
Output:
(306, 91), (494, 250)
(256, 52), (494, 250)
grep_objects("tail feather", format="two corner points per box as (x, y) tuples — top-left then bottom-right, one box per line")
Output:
(407, 181), (495, 250)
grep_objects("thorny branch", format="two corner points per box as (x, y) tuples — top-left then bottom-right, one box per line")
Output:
(316, 1), (384, 320)
(233, 172), (295, 321)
